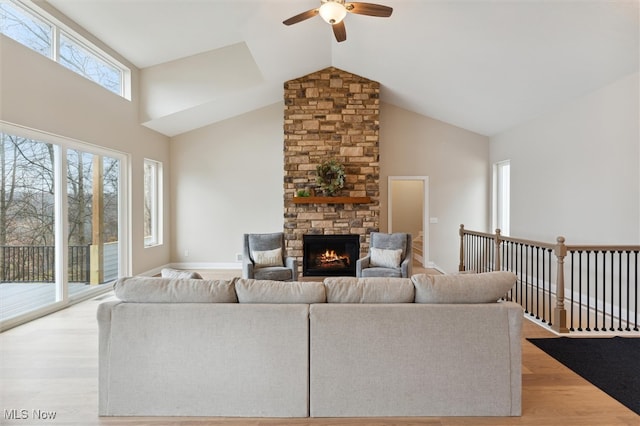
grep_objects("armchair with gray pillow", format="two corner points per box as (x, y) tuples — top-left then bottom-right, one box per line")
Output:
(242, 232), (298, 281)
(356, 232), (412, 278)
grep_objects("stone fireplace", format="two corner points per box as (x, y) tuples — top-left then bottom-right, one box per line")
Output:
(283, 67), (380, 276)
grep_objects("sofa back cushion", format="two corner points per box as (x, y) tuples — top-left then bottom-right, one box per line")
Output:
(114, 276), (237, 303)
(323, 277), (414, 303)
(235, 279), (326, 303)
(411, 271), (516, 304)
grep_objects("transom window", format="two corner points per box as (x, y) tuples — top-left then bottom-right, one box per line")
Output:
(0, 0), (130, 99)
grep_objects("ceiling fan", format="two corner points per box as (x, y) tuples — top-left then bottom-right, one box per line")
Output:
(283, 0), (393, 43)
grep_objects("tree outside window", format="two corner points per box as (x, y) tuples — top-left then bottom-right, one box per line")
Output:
(0, 0), (127, 98)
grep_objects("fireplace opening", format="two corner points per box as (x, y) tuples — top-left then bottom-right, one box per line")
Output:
(303, 234), (360, 277)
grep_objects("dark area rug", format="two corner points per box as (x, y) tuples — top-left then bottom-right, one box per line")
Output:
(528, 337), (640, 415)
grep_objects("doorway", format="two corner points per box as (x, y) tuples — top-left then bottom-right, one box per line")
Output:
(388, 176), (429, 267)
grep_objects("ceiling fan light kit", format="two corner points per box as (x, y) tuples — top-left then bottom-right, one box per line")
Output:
(283, 0), (393, 42)
(319, 0), (348, 24)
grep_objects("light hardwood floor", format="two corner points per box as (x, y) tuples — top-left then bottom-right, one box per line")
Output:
(1, 269), (637, 426)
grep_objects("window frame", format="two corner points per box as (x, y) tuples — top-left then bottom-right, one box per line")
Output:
(57, 29), (125, 97)
(143, 158), (163, 248)
(492, 159), (511, 236)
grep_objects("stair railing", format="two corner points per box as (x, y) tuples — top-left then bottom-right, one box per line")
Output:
(459, 225), (639, 334)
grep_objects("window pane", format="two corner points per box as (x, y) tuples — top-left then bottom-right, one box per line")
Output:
(0, 1), (52, 57)
(102, 156), (120, 280)
(1, 133), (56, 321)
(67, 150), (120, 288)
(59, 32), (122, 95)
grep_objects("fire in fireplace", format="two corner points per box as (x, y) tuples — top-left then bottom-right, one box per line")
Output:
(303, 234), (360, 277)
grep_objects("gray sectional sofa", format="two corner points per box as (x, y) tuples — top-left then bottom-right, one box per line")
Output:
(98, 272), (523, 417)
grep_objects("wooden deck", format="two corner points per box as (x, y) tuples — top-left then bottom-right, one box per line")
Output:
(0, 282), (108, 321)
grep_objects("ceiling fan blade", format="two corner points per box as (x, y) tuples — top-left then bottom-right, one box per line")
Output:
(283, 8), (319, 26)
(345, 2), (393, 17)
(332, 21), (347, 42)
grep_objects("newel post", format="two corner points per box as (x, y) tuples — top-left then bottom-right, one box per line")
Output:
(458, 224), (465, 272)
(494, 228), (502, 271)
(552, 236), (569, 333)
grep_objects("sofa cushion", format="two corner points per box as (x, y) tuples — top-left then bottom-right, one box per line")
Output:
(361, 267), (402, 278)
(114, 276), (237, 303)
(411, 271), (516, 304)
(160, 267), (203, 279)
(253, 267), (293, 281)
(251, 247), (283, 267)
(323, 277), (414, 303)
(235, 279), (326, 303)
(370, 247), (402, 268)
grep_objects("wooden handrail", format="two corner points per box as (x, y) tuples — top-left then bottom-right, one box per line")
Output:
(565, 245), (640, 252)
(499, 235), (556, 250)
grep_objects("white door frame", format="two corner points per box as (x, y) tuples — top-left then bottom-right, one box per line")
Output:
(388, 176), (429, 267)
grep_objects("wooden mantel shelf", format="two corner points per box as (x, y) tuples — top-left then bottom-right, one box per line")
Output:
(292, 196), (372, 204)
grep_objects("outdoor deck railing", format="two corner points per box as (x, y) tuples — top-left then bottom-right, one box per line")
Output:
(1, 245), (90, 283)
(459, 225), (639, 334)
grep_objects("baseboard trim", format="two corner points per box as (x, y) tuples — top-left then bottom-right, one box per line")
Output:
(167, 262), (242, 270)
(430, 263), (446, 274)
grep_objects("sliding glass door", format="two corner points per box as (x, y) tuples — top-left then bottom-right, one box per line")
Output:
(1, 127), (126, 326)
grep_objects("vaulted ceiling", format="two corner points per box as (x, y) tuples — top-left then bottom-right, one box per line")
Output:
(46, 0), (639, 137)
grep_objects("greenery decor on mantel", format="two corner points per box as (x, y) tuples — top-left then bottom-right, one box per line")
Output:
(316, 159), (345, 196)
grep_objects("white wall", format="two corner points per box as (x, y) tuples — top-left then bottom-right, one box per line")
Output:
(168, 101), (490, 273)
(0, 35), (172, 275)
(491, 72), (640, 245)
(380, 103), (491, 272)
(169, 103), (284, 264)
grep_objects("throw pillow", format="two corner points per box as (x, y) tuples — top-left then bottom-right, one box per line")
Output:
(370, 247), (403, 269)
(411, 271), (516, 304)
(252, 247), (283, 267)
(160, 267), (203, 279)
